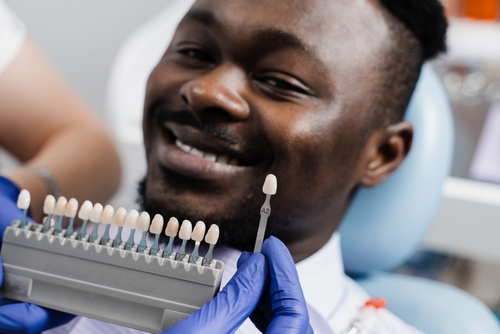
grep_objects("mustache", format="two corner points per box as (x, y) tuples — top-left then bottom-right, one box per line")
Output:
(156, 108), (240, 146)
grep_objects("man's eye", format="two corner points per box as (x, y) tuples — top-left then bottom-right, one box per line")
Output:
(178, 48), (212, 62)
(260, 77), (309, 95)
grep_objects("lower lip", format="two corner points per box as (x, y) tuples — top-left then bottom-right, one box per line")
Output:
(156, 136), (249, 181)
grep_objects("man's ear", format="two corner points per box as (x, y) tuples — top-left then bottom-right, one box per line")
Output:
(359, 121), (413, 188)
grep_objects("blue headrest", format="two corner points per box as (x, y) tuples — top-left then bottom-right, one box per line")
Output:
(339, 65), (455, 273)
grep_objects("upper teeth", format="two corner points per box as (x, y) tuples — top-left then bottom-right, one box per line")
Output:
(175, 139), (239, 166)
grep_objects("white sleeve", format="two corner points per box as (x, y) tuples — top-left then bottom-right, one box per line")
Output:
(0, 0), (26, 75)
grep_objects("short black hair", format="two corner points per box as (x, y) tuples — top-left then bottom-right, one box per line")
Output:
(369, 0), (448, 127)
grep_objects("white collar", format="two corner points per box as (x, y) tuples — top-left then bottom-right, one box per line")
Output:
(215, 232), (345, 320)
(295, 232), (345, 319)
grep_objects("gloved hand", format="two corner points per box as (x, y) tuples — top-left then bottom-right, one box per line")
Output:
(0, 175), (32, 242)
(244, 236), (314, 334)
(0, 175), (75, 333)
(165, 236), (313, 334)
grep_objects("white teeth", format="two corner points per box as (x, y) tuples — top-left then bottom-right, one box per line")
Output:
(175, 140), (192, 153)
(125, 210), (139, 229)
(190, 148), (204, 157)
(203, 153), (217, 162)
(175, 139), (240, 166)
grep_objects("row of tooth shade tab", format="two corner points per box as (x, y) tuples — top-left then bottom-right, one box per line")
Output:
(17, 191), (220, 266)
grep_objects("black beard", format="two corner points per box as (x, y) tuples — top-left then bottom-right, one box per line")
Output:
(137, 176), (271, 251)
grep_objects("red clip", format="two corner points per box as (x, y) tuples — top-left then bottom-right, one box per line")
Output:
(365, 298), (387, 309)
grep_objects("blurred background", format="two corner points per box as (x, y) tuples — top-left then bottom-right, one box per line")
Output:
(2, 0), (500, 322)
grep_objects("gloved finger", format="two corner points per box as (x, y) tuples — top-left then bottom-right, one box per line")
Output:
(164, 252), (268, 334)
(0, 303), (74, 334)
(236, 251), (252, 268)
(261, 236), (313, 334)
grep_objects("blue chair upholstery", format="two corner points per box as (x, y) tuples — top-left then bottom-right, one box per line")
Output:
(340, 66), (500, 333)
(105, 3), (500, 332)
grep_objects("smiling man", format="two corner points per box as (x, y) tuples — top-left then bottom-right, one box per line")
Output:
(48, 0), (447, 333)
(128, 0), (448, 332)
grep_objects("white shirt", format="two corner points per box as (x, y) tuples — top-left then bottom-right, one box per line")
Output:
(0, 0), (25, 75)
(47, 232), (422, 334)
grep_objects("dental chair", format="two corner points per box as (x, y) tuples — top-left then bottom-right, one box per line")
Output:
(105, 1), (500, 333)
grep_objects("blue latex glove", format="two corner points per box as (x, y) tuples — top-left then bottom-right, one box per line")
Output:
(244, 236), (314, 334)
(0, 175), (75, 333)
(165, 236), (313, 334)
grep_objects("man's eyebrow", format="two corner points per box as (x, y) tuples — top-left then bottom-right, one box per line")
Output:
(252, 28), (308, 53)
(185, 9), (218, 28)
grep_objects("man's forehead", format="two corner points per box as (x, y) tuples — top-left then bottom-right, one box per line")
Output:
(187, 0), (391, 74)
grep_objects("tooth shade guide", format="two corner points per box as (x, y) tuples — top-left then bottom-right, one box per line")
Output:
(17, 189), (31, 210)
(205, 224), (220, 245)
(179, 220), (192, 240)
(262, 174), (277, 195)
(102, 205), (115, 225)
(137, 212), (151, 232)
(254, 174), (277, 253)
(125, 210), (139, 230)
(43, 195), (56, 215)
(165, 217), (179, 237)
(90, 204), (104, 223)
(64, 199), (79, 218)
(191, 221), (206, 242)
(114, 207), (127, 227)
(54, 196), (68, 216)
(150, 215), (164, 234)
(78, 200), (93, 220)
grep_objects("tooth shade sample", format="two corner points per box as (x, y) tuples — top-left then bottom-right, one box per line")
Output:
(124, 210), (139, 229)
(114, 207), (127, 227)
(205, 225), (220, 245)
(54, 196), (68, 216)
(150, 214), (164, 234)
(17, 189), (31, 209)
(137, 212), (151, 232)
(102, 205), (115, 225)
(43, 195), (56, 215)
(263, 174), (277, 195)
(90, 203), (104, 223)
(78, 200), (93, 220)
(165, 217), (179, 237)
(179, 220), (192, 240)
(191, 221), (206, 242)
(64, 198), (79, 218)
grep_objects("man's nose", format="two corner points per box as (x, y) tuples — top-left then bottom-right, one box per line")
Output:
(180, 66), (250, 121)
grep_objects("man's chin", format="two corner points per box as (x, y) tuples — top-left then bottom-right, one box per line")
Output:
(137, 175), (263, 251)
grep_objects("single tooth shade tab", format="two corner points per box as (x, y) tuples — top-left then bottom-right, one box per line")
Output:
(191, 221), (206, 242)
(179, 220), (192, 240)
(64, 198), (79, 218)
(165, 217), (179, 237)
(114, 207), (127, 227)
(137, 212), (151, 232)
(78, 200), (93, 220)
(43, 195), (56, 215)
(54, 196), (68, 216)
(150, 214), (164, 234)
(17, 189), (31, 209)
(262, 174), (277, 195)
(102, 205), (115, 225)
(90, 203), (104, 223)
(205, 224), (220, 245)
(124, 210), (139, 230)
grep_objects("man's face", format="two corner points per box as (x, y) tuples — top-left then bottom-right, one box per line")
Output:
(141, 0), (392, 251)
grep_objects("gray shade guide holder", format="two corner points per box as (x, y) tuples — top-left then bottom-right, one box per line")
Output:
(0, 221), (224, 333)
